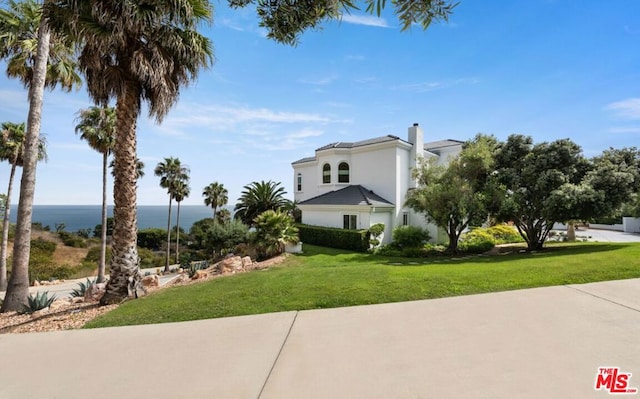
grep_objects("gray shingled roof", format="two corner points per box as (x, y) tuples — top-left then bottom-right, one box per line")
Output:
(298, 185), (394, 207)
(316, 135), (402, 151)
(291, 156), (316, 165)
(424, 139), (464, 151)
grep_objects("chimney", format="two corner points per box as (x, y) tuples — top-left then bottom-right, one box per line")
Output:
(408, 123), (424, 188)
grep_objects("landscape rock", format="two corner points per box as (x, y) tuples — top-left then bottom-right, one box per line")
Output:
(220, 256), (243, 273)
(84, 283), (106, 302)
(192, 270), (209, 280)
(241, 256), (253, 269)
(33, 281), (40, 287)
(31, 307), (50, 318)
(71, 297), (84, 304)
(141, 275), (159, 288)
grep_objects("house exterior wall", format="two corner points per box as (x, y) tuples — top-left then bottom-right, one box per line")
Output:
(293, 124), (461, 245)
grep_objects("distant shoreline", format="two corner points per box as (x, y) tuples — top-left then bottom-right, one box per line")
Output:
(7, 204), (223, 233)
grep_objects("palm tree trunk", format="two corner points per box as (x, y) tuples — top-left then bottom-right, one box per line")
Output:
(165, 196), (172, 272)
(175, 200), (181, 265)
(1, 21), (50, 312)
(100, 82), (140, 305)
(0, 162), (18, 291)
(97, 152), (108, 283)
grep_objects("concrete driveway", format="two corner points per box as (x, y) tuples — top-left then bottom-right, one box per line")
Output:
(1, 278), (638, 399)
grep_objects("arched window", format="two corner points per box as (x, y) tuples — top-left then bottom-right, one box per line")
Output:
(322, 163), (331, 184)
(338, 162), (350, 183)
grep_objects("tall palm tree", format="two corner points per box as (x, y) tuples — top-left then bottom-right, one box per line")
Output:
(172, 179), (190, 264)
(75, 105), (116, 283)
(0, 122), (47, 291)
(234, 181), (289, 226)
(0, 0), (80, 312)
(216, 208), (231, 225)
(155, 157), (189, 272)
(47, 0), (213, 304)
(203, 182), (228, 221)
(110, 158), (145, 180)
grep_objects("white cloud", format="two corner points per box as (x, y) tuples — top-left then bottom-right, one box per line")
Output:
(391, 77), (479, 92)
(606, 98), (640, 120)
(608, 126), (640, 134)
(340, 14), (390, 28)
(299, 75), (339, 86)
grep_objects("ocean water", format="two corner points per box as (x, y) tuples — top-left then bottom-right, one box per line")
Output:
(7, 205), (217, 233)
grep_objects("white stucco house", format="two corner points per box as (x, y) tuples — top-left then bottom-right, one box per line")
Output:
(291, 123), (463, 244)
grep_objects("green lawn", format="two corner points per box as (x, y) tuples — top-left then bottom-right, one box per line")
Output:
(85, 242), (640, 328)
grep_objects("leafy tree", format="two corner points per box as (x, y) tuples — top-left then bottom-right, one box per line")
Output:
(406, 136), (495, 253)
(234, 180), (289, 226)
(47, 0), (213, 305)
(0, 122), (46, 291)
(253, 209), (299, 259)
(216, 208), (232, 225)
(189, 218), (249, 258)
(75, 105), (116, 283)
(137, 228), (166, 251)
(172, 179), (190, 264)
(492, 135), (591, 250)
(0, 0), (80, 312)
(155, 157), (190, 272)
(228, 0), (457, 45)
(203, 182), (228, 221)
(93, 217), (114, 238)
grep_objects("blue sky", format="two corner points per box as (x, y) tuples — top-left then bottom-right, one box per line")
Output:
(0, 0), (638, 206)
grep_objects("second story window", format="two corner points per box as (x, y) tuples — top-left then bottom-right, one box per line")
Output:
(297, 173), (302, 191)
(338, 162), (350, 183)
(322, 163), (331, 184)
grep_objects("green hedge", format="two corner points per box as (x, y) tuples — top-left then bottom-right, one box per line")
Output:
(297, 224), (370, 252)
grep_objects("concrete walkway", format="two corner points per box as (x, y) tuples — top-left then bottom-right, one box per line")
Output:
(1, 278), (639, 398)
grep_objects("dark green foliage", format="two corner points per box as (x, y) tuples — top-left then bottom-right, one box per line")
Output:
(93, 217), (114, 238)
(368, 223), (385, 248)
(137, 228), (166, 250)
(298, 224), (369, 252)
(234, 180), (289, 226)
(71, 278), (95, 298)
(84, 245), (112, 264)
(76, 228), (92, 239)
(392, 226), (430, 249)
(189, 219), (249, 258)
(31, 238), (56, 253)
(23, 291), (56, 314)
(138, 247), (164, 269)
(58, 231), (87, 248)
(186, 260), (209, 278)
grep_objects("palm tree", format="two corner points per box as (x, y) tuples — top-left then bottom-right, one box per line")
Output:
(203, 182), (228, 221)
(0, 122), (47, 291)
(110, 158), (145, 180)
(172, 179), (190, 264)
(75, 106), (116, 283)
(155, 157), (189, 272)
(216, 208), (231, 225)
(253, 209), (299, 259)
(0, 0), (80, 312)
(47, 0), (213, 304)
(234, 181), (289, 226)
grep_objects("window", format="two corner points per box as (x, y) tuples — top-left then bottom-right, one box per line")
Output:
(402, 212), (409, 226)
(297, 173), (302, 191)
(338, 162), (350, 183)
(343, 214), (357, 230)
(322, 163), (331, 184)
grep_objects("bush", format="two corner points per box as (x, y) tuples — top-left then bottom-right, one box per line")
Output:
(368, 223), (385, 248)
(485, 225), (524, 244)
(137, 228), (167, 250)
(392, 226), (430, 249)
(458, 230), (495, 254)
(31, 238), (57, 254)
(58, 231), (87, 248)
(138, 247), (164, 269)
(84, 246), (112, 264)
(298, 224), (369, 252)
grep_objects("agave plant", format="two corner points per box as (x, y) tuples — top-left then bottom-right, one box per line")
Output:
(70, 278), (95, 298)
(23, 291), (56, 314)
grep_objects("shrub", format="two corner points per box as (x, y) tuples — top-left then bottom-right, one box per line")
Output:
(368, 223), (385, 248)
(298, 224), (369, 252)
(392, 226), (430, 249)
(485, 225), (524, 244)
(31, 238), (57, 254)
(138, 247), (164, 269)
(253, 210), (298, 259)
(137, 228), (167, 250)
(23, 291), (56, 314)
(58, 231), (87, 248)
(84, 246), (112, 264)
(458, 230), (495, 254)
